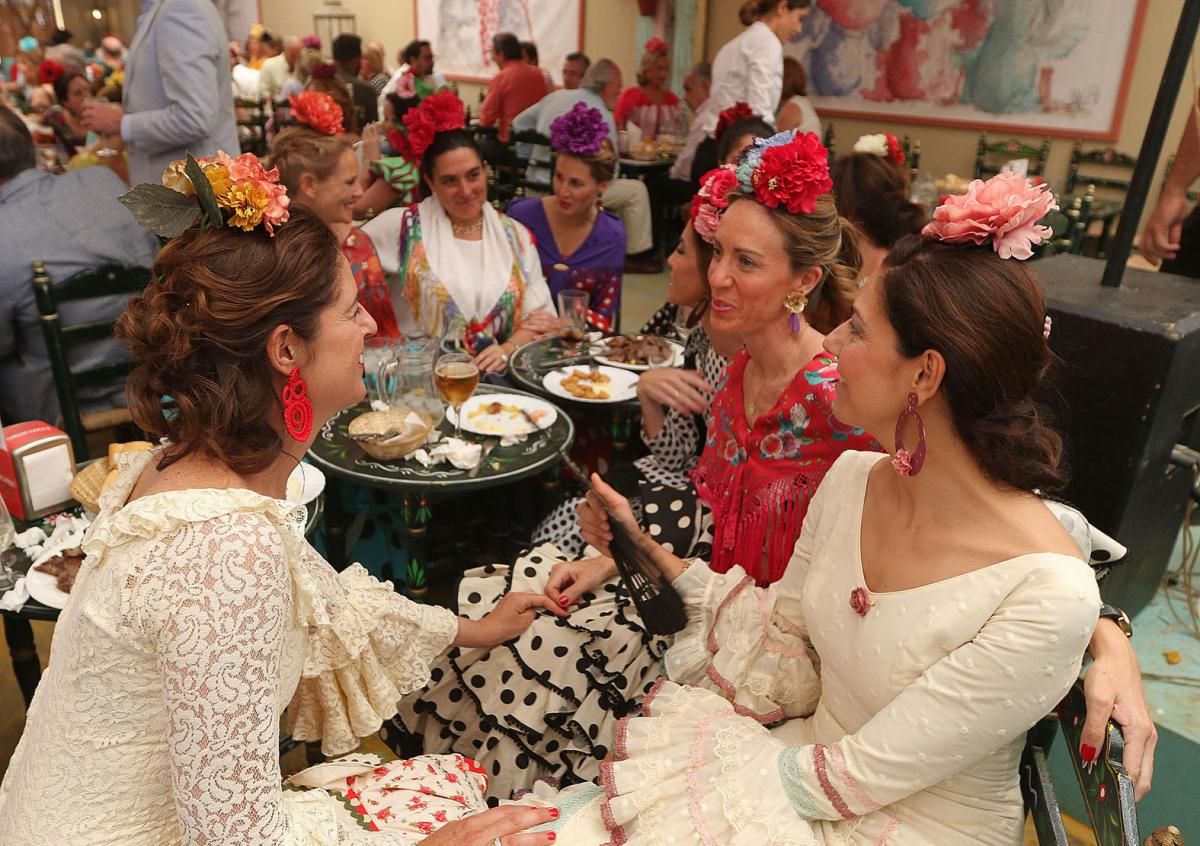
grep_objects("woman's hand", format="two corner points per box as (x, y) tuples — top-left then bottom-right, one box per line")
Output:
(636, 368), (712, 416)
(521, 310), (564, 339)
(360, 121), (384, 166)
(1082, 618), (1157, 800)
(419, 805), (559, 845)
(575, 474), (640, 559)
(455, 591), (566, 649)
(544, 556), (618, 608)
(474, 342), (511, 374)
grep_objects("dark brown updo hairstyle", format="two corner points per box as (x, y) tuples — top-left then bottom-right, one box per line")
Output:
(739, 0), (811, 26)
(558, 138), (618, 185)
(52, 69), (87, 106)
(830, 153), (926, 249)
(419, 128), (483, 184)
(115, 207), (342, 475)
(881, 236), (1065, 492)
(726, 191), (861, 334)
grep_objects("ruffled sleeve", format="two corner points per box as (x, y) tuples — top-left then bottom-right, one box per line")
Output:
(286, 556), (459, 757)
(660, 455), (836, 722)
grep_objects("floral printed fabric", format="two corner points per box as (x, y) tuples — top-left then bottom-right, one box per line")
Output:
(692, 350), (881, 585)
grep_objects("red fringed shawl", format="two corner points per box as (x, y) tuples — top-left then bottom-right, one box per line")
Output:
(692, 350), (881, 586)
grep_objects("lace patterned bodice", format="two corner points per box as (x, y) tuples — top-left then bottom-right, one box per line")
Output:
(0, 451), (459, 845)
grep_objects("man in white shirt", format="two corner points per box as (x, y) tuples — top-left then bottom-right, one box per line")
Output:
(669, 62), (714, 184)
(258, 35), (300, 102)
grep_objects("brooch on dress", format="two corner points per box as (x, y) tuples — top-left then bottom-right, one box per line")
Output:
(849, 586), (874, 617)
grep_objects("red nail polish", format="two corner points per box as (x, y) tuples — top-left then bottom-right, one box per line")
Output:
(558, 595), (569, 606)
(1080, 743), (1098, 764)
(547, 832), (557, 841)
(549, 808), (559, 819)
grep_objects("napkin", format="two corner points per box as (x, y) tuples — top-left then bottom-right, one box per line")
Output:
(0, 578), (29, 612)
(408, 435), (483, 470)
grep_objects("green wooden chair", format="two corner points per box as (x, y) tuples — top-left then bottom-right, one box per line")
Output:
(510, 128), (555, 197)
(235, 96), (271, 157)
(901, 135), (921, 182)
(974, 134), (1051, 179)
(32, 260), (152, 461)
(823, 124), (836, 162)
(1021, 679), (1140, 846)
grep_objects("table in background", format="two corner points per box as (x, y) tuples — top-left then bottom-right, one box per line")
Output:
(306, 384), (575, 594)
(619, 155), (678, 256)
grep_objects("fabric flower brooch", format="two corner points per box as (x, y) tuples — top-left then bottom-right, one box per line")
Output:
(387, 90), (466, 164)
(120, 151), (290, 239)
(736, 129), (834, 215)
(922, 171), (1058, 260)
(853, 132), (906, 168)
(549, 102), (610, 157)
(289, 91), (344, 137)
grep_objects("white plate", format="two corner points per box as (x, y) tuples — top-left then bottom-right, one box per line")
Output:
(593, 338), (684, 372)
(26, 566), (70, 610)
(543, 365), (639, 403)
(446, 393), (559, 436)
(287, 461), (326, 506)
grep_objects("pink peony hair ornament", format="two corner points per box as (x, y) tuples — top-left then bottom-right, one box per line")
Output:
(689, 165), (739, 244)
(921, 172), (1059, 260)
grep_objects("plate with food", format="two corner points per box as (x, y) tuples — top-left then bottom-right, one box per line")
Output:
(27, 546), (86, 610)
(543, 365), (639, 403)
(447, 394), (559, 437)
(593, 335), (683, 371)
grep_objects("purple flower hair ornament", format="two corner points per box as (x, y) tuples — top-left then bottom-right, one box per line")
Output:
(549, 102), (611, 157)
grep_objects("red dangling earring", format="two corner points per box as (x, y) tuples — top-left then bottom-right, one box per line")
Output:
(282, 367), (313, 442)
(892, 392), (926, 476)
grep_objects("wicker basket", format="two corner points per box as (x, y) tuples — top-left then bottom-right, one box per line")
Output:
(348, 409), (433, 460)
(70, 458), (110, 514)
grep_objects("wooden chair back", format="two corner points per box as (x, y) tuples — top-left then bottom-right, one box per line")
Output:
(1066, 141), (1137, 196)
(974, 134), (1051, 179)
(32, 261), (151, 460)
(235, 97), (270, 156)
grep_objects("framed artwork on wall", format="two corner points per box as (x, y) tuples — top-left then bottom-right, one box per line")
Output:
(415, 0), (585, 83)
(785, 0), (1149, 141)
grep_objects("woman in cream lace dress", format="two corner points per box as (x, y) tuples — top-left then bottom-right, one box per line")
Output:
(512, 187), (1104, 844)
(0, 195), (561, 845)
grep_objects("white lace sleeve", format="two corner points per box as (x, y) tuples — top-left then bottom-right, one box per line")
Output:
(135, 513), (438, 846)
(133, 512), (299, 844)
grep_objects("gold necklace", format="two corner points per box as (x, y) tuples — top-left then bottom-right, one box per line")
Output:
(451, 217), (483, 236)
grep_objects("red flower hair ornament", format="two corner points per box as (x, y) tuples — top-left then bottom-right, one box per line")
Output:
(736, 129), (833, 215)
(715, 101), (754, 142)
(690, 166), (739, 244)
(387, 90), (466, 163)
(644, 37), (669, 55)
(853, 132), (906, 168)
(288, 91), (344, 136)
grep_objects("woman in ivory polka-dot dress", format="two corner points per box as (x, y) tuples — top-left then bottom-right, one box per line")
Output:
(384, 160), (879, 800)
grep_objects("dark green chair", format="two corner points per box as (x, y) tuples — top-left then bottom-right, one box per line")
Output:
(1021, 679), (1140, 845)
(235, 96), (271, 156)
(1063, 141), (1136, 257)
(32, 260), (152, 461)
(823, 124), (836, 162)
(974, 134), (1051, 179)
(510, 128), (555, 197)
(901, 135), (921, 182)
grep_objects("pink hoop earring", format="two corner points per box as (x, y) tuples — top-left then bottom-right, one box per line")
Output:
(892, 392), (925, 476)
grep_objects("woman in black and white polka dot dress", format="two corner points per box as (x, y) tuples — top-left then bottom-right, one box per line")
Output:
(382, 223), (735, 801)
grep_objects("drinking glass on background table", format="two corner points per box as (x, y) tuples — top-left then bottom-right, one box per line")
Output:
(434, 352), (480, 438)
(0, 497), (15, 595)
(672, 305), (695, 344)
(362, 336), (397, 405)
(557, 289), (588, 351)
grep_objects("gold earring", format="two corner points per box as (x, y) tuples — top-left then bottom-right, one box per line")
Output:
(784, 291), (808, 313)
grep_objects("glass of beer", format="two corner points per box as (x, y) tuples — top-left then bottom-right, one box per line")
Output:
(558, 289), (588, 351)
(434, 352), (480, 437)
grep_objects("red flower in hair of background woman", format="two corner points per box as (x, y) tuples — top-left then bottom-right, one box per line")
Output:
(690, 165), (739, 244)
(715, 101), (754, 142)
(38, 60), (64, 85)
(644, 36), (669, 54)
(751, 132), (833, 215)
(885, 132), (905, 167)
(310, 61), (337, 80)
(288, 91), (344, 136)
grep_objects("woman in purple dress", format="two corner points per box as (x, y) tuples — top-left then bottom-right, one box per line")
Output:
(508, 103), (625, 332)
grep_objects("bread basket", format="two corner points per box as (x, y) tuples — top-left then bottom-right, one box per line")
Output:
(348, 409), (434, 460)
(69, 458), (110, 514)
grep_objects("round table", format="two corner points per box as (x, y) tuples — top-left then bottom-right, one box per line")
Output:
(508, 337), (641, 411)
(305, 384), (575, 588)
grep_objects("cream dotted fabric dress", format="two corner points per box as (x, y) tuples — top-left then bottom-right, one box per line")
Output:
(0, 450), (460, 845)
(545, 450), (1102, 845)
